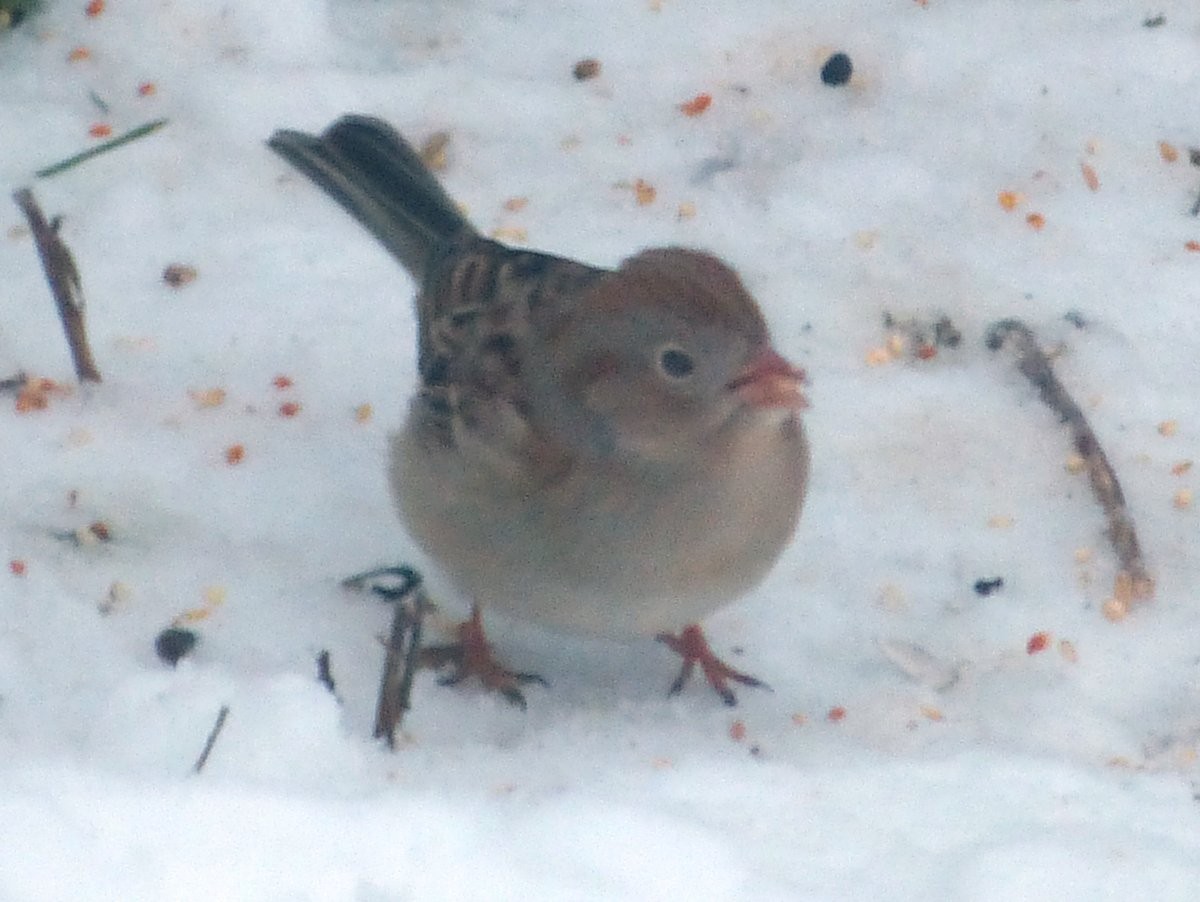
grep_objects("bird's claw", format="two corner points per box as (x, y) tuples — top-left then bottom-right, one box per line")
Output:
(421, 606), (546, 709)
(657, 625), (769, 706)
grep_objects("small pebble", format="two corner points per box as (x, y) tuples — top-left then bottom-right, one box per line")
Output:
(820, 52), (853, 87)
(155, 627), (198, 666)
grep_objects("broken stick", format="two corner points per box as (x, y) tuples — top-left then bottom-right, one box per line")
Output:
(193, 704), (230, 774)
(316, 649), (339, 700)
(0, 373), (27, 393)
(344, 566), (428, 749)
(986, 318), (1155, 614)
(12, 188), (101, 383)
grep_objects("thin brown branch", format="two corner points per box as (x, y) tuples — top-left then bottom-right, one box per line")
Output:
(344, 566), (428, 749)
(12, 188), (101, 383)
(986, 319), (1155, 615)
(193, 704), (230, 774)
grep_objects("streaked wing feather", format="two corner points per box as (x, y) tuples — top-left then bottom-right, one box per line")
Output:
(414, 238), (602, 478)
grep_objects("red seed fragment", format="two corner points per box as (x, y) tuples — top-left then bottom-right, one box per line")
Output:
(1080, 162), (1100, 192)
(679, 93), (712, 117)
(15, 378), (67, 413)
(1026, 631), (1051, 654)
(997, 190), (1021, 211)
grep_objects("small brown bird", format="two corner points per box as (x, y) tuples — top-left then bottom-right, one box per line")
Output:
(268, 116), (809, 705)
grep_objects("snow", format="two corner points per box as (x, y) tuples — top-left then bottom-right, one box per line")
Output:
(2, 0), (1200, 898)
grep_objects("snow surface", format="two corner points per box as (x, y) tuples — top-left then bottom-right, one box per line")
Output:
(3, 1), (1200, 899)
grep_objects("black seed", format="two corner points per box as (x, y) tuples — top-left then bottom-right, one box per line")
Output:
(573, 58), (602, 81)
(155, 627), (198, 666)
(820, 52), (853, 87)
(973, 577), (1005, 597)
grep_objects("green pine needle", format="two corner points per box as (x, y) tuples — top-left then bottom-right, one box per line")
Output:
(36, 118), (170, 179)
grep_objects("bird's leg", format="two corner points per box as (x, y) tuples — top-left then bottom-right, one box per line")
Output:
(421, 605), (547, 709)
(656, 624), (769, 706)
(343, 568), (544, 709)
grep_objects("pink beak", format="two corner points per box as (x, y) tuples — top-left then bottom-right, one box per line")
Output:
(728, 348), (808, 410)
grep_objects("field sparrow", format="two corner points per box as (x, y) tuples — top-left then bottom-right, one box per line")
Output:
(269, 116), (810, 705)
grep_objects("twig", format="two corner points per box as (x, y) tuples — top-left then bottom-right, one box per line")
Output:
(35, 118), (168, 179)
(343, 566), (431, 746)
(376, 596), (425, 748)
(1189, 149), (1200, 217)
(0, 372), (27, 393)
(193, 704), (230, 774)
(347, 567), (427, 749)
(376, 582), (427, 749)
(316, 649), (339, 699)
(986, 318), (1155, 614)
(12, 188), (101, 382)
(1188, 149), (1200, 217)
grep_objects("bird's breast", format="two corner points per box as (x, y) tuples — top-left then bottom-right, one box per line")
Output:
(391, 408), (808, 638)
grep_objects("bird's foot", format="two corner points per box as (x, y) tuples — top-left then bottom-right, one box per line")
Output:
(656, 624), (769, 706)
(422, 605), (546, 709)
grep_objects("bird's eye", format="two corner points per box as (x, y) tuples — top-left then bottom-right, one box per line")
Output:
(657, 346), (695, 380)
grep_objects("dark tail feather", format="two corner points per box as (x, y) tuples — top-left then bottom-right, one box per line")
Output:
(268, 115), (473, 281)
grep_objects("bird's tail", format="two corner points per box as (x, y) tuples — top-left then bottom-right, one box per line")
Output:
(268, 115), (473, 281)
